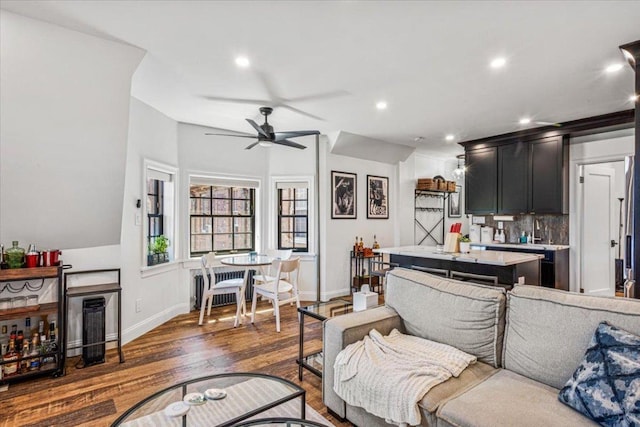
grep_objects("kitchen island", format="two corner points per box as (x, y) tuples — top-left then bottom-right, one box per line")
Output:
(377, 245), (543, 286)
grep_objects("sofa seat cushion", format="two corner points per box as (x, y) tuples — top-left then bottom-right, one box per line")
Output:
(344, 362), (499, 427)
(437, 369), (598, 427)
(419, 361), (499, 413)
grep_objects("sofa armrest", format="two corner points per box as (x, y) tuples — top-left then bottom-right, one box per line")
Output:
(322, 306), (402, 417)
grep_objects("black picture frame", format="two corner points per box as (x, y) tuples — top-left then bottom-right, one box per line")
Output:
(367, 175), (389, 219)
(449, 186), (462, 218)
(331, 171), (357, 219)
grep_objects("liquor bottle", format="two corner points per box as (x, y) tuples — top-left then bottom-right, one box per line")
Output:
(29, 333), (40, 371)
(16, 330), (24, 350)
(49, 322), (56, 342)
(20, 341), (30, 373)
(358, 237), (364, 253)
(372, 235), (380, 249)
(353, 237), (358, 253)
(3, 339), (19, 377)
(10, 324), (17, 342)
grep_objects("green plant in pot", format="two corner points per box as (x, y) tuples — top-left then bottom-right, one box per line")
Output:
(458, 235), (471, 253)
(148, 235), (170, 265)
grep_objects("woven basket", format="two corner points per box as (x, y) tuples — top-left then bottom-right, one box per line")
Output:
(446, 181), (457, 192)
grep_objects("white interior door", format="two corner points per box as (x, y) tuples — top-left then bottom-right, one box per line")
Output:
(581, 165), (616, 296)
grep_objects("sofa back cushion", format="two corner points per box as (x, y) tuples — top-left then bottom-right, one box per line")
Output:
(385, 268), (506, 368)
(504, 285), (640, 389)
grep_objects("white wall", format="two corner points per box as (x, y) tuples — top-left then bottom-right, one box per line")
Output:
(119, 97), (185, 343)
(398, 152), (463, 248)
(320, 142), (398, 299)
(0, 11), (144, 250)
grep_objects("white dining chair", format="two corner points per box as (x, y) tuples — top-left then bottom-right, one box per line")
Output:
(252, 249), (293, 285)
(199, 252), (246, 327)
(250, 257), (301, 332)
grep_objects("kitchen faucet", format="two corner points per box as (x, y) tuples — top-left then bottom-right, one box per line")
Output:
(532, 219), (542, 243)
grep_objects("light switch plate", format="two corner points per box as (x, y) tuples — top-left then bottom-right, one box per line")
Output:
(135, 213), (142, 226)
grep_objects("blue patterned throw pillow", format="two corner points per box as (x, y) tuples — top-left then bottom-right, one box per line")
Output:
(558, 322), (640, 426)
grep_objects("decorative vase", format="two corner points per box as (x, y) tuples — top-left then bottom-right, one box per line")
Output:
(6, 241), (25, 269)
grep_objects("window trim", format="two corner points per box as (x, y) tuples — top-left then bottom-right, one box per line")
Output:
(270, 176), (315, 256)
(277, 187), (309, 252)
(142, 159), (178, 268)
(187, 173), (262, 259)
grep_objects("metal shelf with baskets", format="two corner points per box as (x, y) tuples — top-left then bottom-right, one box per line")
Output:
(414, 189), (454, 246)
(0, 266), (65, 384)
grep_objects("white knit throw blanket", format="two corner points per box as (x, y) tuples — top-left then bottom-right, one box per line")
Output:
(333, 329), (477, 426)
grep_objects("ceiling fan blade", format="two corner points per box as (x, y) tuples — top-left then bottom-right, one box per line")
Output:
(245, 141), (260, 150)
(280, 104), (325, 121)
(274, 130), (320, 141)
(535, 121), (562, 127)
(273, 139), (307, 150)
(256, 70), (281, 104)
(286, 90), (351, 103)
(246, 119), (270, 138)
(205, 133), (257, 139)
(202, 95), (270, 105)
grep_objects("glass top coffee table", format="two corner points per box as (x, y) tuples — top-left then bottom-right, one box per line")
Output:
(297, 299), (369, 380)
(111, 373), (305, 427)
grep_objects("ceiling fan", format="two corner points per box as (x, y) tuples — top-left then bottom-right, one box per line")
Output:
(205, 107), (319, 150)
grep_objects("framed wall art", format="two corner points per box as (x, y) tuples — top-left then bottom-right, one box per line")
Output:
(448, 186), (462, 218)
(331, 171), (357, 219)
(367, 175), (389, 219)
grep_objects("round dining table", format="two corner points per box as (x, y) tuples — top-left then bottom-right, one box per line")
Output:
(220, 255), (274, 322)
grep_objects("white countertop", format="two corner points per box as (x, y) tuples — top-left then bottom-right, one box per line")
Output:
(469, 242), (570, 251)
(376, 245), (543, 266)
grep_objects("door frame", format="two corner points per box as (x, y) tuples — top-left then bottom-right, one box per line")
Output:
(580, 164), (616, 296)
(570, 154), (626, 293)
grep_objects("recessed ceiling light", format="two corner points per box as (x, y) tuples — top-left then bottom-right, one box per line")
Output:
(376, 101), (387, 110)
(235, 56), (250, 68)
(519, 117), (531, 125)
(414, 136), (424, 142)
(445, 134), (455, 141)
(605, 63), (623, 73)
(490, 57), (507, 68)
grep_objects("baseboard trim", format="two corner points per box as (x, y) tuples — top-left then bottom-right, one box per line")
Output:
(123, 303), (190, 344)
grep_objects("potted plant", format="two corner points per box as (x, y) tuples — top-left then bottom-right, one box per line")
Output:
(148, 235), (170, 266)
(458, 235), (471, 253)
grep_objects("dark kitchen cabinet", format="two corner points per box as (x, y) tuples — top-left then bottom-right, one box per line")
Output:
(498, 142), (528, 214)
(529, 136), (568, 214)
(465, 147), (497, 215)
(463, 135), (568, 215)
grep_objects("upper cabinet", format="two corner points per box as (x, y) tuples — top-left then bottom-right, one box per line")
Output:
(465, 147), (498, 215)
(498, 142), (528, 214)
(528, 136), (568, 214)
(464, 136), (568, 215)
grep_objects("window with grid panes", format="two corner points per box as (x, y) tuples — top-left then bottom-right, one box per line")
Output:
(190, 185), (255, 256)
(278, 187), (308, 252)
(147, 178), (164, 253)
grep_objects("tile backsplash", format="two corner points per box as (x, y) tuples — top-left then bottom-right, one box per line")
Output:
(479, 214), (569, 245)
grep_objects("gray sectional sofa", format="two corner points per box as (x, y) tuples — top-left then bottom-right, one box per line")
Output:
(323, 268), (640, 427)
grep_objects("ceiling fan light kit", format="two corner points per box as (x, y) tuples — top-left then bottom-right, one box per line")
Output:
(205, 106), (319, 150)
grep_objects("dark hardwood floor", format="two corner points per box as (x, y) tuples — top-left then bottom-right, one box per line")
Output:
(1, 300), (353, 427)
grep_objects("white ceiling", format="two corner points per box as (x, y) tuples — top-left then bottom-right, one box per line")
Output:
(2, 1), (639, 157)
